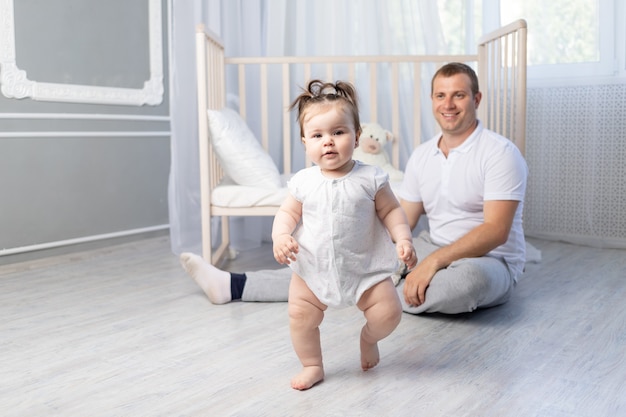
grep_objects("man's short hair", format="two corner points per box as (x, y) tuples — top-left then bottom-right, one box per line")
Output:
(431, 62), (480, 96)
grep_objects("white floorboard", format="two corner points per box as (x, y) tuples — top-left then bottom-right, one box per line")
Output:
(1, 236), (625, 417)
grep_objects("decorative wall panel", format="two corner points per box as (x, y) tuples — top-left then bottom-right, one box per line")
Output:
(524, 84), (626, 247)
(0, 0), (163, 106)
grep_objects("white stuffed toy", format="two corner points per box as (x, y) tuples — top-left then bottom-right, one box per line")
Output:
(354, 122), (404, 181)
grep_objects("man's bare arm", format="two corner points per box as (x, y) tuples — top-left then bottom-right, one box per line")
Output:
(403, 199), (519, 306)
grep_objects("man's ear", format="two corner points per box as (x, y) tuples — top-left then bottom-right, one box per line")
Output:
(474, 91), (483, 108)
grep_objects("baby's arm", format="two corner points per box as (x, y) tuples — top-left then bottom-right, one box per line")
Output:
(375, 183), (417, 268)
(272, 194), (302, 265)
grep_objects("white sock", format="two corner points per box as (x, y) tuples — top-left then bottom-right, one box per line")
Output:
(179, 253), (232, 304)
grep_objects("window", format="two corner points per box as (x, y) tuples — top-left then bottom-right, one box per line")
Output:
(386, 0), (622, 82)
(484, 0), (619, 80)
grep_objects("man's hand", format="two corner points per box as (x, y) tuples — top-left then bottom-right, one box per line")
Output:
(403, 256), (439, 306)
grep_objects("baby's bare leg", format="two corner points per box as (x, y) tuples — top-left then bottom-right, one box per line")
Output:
(357, 278), (402, 371)
(288, 274), (326, 390)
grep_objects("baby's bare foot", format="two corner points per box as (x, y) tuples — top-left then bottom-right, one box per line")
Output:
(291, 366), (324, 390)
(360, 337), (380, 371)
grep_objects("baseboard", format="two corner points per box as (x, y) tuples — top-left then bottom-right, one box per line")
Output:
(0, 226), (170, 266)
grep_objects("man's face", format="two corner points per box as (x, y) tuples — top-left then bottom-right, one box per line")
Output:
(431, 73), (481, 139)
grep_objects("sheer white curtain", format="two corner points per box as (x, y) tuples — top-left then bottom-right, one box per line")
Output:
(169, 0), (626, 256)
(168, 0), (448, 255)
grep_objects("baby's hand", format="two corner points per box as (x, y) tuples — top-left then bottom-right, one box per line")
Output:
(273, 234), (299, 265)
(397, 240), (417, 269)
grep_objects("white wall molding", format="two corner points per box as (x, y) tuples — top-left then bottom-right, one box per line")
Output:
(0, 0), (164, 106)
(0, 131), (171, 138)
(0, 224), (169, 257)
(0, 113), (170, 121)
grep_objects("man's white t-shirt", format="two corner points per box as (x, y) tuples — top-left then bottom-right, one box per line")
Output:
(396, 121), (528, 280)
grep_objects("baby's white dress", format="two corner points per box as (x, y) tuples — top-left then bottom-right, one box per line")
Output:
(288, 161), (400, 307)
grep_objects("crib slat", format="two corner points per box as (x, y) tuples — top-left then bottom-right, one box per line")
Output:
(282, 63), (292, 175)
(238, 64), (246, 120)
(413, 63), (422, 149)
(502, 35), (510, 139)
(369, 63), (377, 123)
(260, 63), (269, 151)
(391, 63), (400, 168)
(509, 32), (517, 143)
(493, 39), (501, 136)
(303, 63), (312, 168)
(517, 26), (527, 154)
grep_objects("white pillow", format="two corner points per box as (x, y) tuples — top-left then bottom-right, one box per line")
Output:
(207, 108), (282, 188)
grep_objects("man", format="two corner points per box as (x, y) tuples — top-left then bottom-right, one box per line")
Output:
(180, 62), (528, 314)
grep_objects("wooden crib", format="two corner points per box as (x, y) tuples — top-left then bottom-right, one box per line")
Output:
(195, 20), (527, 265)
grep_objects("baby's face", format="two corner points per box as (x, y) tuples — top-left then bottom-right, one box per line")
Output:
(301, 104), (358, 177)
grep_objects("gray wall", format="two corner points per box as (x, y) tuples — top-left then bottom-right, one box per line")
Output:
(0, 0), (170, 254)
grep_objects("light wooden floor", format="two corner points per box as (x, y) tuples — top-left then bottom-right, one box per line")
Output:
(1, 236), (625, 417)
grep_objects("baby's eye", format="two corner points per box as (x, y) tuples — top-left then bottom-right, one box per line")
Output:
(333, 130), (345, 135)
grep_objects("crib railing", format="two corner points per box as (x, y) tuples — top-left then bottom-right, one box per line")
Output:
(221, 54), (478, 173)
(478, 19), (528, 155)
(195, 20), (527, 264)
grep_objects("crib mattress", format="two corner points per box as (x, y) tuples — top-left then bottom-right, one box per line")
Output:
(211, 179), (289, 208)
(211, 176), (402, 208)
